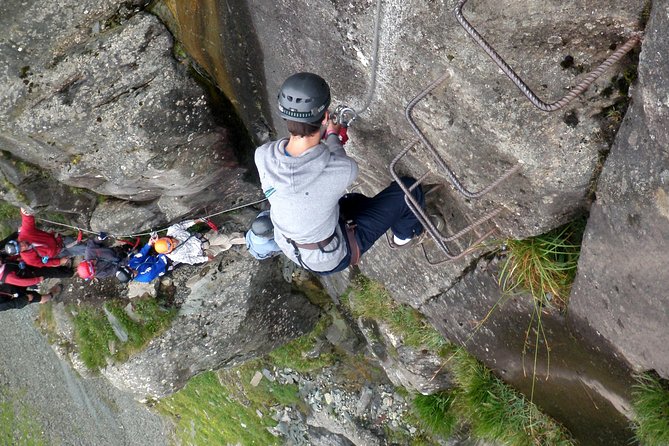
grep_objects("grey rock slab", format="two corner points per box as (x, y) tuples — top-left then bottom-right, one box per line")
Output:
(102, 250), (320, 398)
(569, 1), (669, 379)
(103, 306), (129, 343)
(250, 371), (263, 387)
(1, 2), (256, 225)
(0, 308), (169, 445)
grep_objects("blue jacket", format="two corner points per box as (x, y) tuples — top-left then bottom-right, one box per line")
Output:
(128, 244), (168, 283)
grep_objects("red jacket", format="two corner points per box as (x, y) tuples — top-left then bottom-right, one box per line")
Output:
(0, 264), (42, 287)
(18, 212), (63, 267)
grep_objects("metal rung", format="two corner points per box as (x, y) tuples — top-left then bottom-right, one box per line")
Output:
(389, 140), (506, 262)
(455, 0), (642, 112)
(405, 73), (521, 200)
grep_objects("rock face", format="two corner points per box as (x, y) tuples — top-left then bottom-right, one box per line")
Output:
(169, 0), (643, 235)
(569, 3), (669, 379)
(420, 255), (637, 445)
(102, 249), (320, 398)
(0, 0), (256, 231)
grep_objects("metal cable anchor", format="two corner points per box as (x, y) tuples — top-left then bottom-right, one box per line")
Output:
(332, 105), (358, 127)
(454, 0), (642, 112)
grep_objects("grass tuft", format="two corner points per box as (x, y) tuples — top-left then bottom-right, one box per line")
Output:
(412, 391), (458, 438)
(0, 386), (46, 446)
(268, 314), (339, 372)
(158, 361), (304, 446)
(71, 299), (177, 372)
(451, 350), (574, 446)
(498, 217), (586, 310)
(344, 276), (449, 352)
(631, 372), (669, 446)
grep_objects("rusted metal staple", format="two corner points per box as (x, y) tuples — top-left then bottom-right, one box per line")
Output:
(405, 72), (521, 199)
(389, 139), (508, 263)
(454, 0), (642, 112)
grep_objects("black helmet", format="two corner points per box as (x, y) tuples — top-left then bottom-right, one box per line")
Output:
(277, 72), (331, 123)
(5, 240), (20, 256)
(115, 266), (132, 283)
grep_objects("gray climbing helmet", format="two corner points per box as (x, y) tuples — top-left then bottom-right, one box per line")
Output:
(277, 72), (331, 123)
(5, 240), (19, 256)
(251, 215), (274, 239)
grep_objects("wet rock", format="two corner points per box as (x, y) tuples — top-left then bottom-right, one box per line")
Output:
(569, 3), (669, 380)
(421, 255), (637, 445)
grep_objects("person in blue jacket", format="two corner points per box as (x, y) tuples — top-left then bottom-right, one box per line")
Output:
(116, 236), (169, 283)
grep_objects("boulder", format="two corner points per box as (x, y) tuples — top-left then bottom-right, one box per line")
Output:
(569, 2), (669, 379)
(102, 249), (320, 398)
(357, 317), (453, 395)
(0, 1), (256, 222)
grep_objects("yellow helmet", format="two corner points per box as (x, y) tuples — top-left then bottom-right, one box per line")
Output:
(154, 237), (178, 254)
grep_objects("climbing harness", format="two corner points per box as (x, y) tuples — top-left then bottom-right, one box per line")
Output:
(454, 0), (642, 112)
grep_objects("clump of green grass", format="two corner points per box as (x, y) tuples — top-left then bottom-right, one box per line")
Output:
(344, 276), (449, 352)
(451, 350), (574, 446)
(631, 372), (669, 446)
(412, 391), (458, 438)
(268, 314), (339, 372)
(498, 217), (586, 310)
(71, 299), (177, 372)
(408, 350), (574, 445)
(0, 386), (46, 446)
(0, 201), (19, 239)
(71, 305), (115, 371)
(159, 361), (304, 446)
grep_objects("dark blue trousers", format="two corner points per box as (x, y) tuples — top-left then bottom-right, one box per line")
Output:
(321, 177), (425, 275)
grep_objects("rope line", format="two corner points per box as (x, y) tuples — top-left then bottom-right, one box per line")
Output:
(36, 196), (267, 241)
(357, 0), (382, 115)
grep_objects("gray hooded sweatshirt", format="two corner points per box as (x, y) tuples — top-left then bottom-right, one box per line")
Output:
(254, 134), (358, 272)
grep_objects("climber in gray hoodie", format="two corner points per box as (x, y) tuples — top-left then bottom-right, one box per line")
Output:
(254, 72), (425, 274)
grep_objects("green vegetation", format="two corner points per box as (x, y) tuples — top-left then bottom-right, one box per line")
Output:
(71, 299), (177, 372)
(412, 392), (458, 438)
(0, 201), (19, 239)
(344, 276), (450, 352)
(158, 361), (303, 446)
(0, 386), (46, 446)
(268, 314), (339, 372)
(451, 351), (573, 446)
(631, 372), (669, 446)
(498, 217), (586, 310)
(410, 351), (574, 445)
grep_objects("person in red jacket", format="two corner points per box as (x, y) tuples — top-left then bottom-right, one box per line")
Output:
(4, 208), (86, 268)
(0, 259), (71, 287)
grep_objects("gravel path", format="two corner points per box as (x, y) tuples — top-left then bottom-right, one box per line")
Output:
(0, 307), (171, 446)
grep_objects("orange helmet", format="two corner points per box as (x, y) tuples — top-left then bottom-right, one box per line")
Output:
(154, 237), (178, 254)
(77, 260), (95, 280)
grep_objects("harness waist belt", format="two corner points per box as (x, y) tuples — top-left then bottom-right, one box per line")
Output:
(291, 232), (336, 250)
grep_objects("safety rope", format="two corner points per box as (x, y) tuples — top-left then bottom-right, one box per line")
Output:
(357, 0), (382, 115)
(36, 196), (267, 241)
